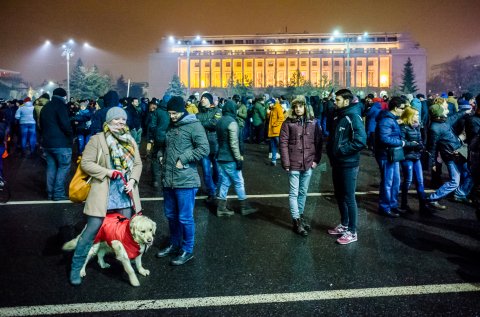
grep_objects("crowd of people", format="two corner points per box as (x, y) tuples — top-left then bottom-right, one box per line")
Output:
(1, 86), (479, 284)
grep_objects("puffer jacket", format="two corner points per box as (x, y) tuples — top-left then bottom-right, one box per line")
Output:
(279, 111), (322, 171)
(196, 105), (222, 155)
(216, 101), (242, 162)
(326, 102), (367, 168)
(374, 110), (403, 161)
(365, 99), (382, 133)
(400, 124), (423, 160)
(162, 114), (209, 188)
(148, 102), (170, 144)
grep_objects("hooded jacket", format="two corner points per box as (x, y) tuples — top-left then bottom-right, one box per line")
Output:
(267, 102), (285, 137)
(216, 100), (242, 162)
(326, 102), (367, 168)
(148, 101), (170, 144)
(365, 98), (382, 133)
(279, 110), (322, 171)
(162, 114), (209, 188)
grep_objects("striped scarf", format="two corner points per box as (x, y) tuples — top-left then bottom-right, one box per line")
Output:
(103, 122), (135, 175)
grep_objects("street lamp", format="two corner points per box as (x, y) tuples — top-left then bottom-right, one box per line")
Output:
(169, 35), (204, 96)
(61, 43), (74, 100)
(330, 31), (368, 89)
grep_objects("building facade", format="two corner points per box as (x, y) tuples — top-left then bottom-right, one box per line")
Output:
(149, 32), (426, 97)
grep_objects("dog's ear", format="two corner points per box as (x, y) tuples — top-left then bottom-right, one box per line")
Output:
(152, 220), (157, 235)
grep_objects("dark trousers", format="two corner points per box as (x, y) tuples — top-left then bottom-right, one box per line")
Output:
(332, 166), (360, 233)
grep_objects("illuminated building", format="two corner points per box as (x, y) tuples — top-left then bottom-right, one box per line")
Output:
(149, 32), (426, 97)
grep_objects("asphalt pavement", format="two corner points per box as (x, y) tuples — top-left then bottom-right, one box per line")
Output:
(0, 143), (479, 316)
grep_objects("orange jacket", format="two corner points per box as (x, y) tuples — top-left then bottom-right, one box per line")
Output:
(268, 103), (285, 137)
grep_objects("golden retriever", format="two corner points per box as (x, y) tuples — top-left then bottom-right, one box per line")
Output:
(62, 213), (157, 287)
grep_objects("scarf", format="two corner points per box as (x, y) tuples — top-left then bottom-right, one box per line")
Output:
(103, 122), (135, 175)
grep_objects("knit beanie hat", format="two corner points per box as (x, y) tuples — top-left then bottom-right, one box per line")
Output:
(105, 106), (128, 123)
(429, 104), (446, 118)
(167, 96), (186, 113)
(53, 88), (67, 97)
(201, 93), (213, 105)
(40, 93), (50, 100)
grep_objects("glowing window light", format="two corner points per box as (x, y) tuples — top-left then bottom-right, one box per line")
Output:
(380, 74), (389, 86)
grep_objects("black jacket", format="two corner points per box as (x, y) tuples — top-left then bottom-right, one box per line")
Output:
(400, 124), (423, 161)
(427, 112), (466, 164)
(196, 106), (222, 155)
(148, 102), (170, 144)
(39, 96), (73, 148)
(465, 114), (480, 144)
(327, 102), (367, 168)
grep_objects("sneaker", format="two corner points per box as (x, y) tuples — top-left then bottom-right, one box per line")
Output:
(328, 224), (348, 235)
(336, 231), (358, 245)
(427, 201), (447, 210)
(452, 196), (473, 204)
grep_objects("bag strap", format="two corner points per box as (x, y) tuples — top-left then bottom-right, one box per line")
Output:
(119, 174), (137, 213)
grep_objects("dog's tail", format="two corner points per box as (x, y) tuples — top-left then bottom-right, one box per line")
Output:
(62, 226), (86, 251)
(62, 236), (80, 251)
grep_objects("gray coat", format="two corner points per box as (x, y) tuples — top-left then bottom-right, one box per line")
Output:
(162, 114), (209, 188)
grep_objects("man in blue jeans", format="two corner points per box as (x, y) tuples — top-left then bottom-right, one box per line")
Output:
(215, 100), (256, 217)
(326, 89), (367, 245)
(156, 96), (209, 266)
(39, 88), (73, 201)
(427, 101), (473, 210)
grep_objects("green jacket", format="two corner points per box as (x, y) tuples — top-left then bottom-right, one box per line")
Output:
(252, 101), (267, 127)
(162, 114), (209, 188)
(236, 103), (248, 128)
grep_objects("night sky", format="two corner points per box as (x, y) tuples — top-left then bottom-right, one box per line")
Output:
(2, 0), (480, 86)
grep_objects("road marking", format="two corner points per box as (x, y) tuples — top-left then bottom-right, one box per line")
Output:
(2, 190), (434, 205)
(0, 283), (478, 316)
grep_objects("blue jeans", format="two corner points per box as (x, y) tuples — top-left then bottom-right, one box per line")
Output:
(288, 169), (313, 219)
(163, 187), (198, 253)
(44, 147), (72, 199)
(377, 159), (400, 212)
(217, 161), (246, 200)
(401, 159), (425, 206)
(429, 160), (473, 200)
(270, 136), (279, 162)
(77, 134), (91, 155)
(332, 166), (359, 233)
(201, 154), (218, 196)
(20, 124), (36, 152)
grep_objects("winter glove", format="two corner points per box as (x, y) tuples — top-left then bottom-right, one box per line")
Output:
(110, 170), (123, 180)
(236, 160), (243, 170)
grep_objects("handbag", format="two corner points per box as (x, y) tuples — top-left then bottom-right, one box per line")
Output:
(387, 146), (405, 162)
(69, 149), (102, 203)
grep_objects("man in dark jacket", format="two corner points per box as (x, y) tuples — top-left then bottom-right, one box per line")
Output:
(326, 89), (366, 245)
(374, 96), (407, 218)
(426, 103), (473, 210)
(124, 97), (142, 146)
(156, 96), (209, 266)
(148, 95), (170, 188)
(215, 100), (256, 217)
(196, 92), (222, 203)
(90, 90), (120, 134)
(39, 88), (73, 200)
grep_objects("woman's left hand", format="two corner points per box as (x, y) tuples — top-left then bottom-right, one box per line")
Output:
(124, 179), (136, 193)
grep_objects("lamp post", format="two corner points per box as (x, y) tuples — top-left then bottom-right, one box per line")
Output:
(170, 36), (205, 96)
(61, 42), (74, 100)
(330, 31), (368, 89)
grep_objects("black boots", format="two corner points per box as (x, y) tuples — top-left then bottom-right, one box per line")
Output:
(292, 218), (308, 237)
(300, 214), (311, 231)
(216, 199), (234, 217)
(240, 199), (257, 216)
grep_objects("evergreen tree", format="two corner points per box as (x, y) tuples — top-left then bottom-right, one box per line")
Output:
(116, 75), (128, 97)
(70, 58), (86, 99)
(166, 74), (186, 97)
(400, 57), (418, 94)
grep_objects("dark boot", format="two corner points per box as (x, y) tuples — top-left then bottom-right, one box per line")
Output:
(300, 214), (311, 231)
(69, 236), (93, 286)
(216, 199), (234, 217)
(240, 199), (257, 216)
(292, 218), (308, 237)
(419, 199), (434, 216)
